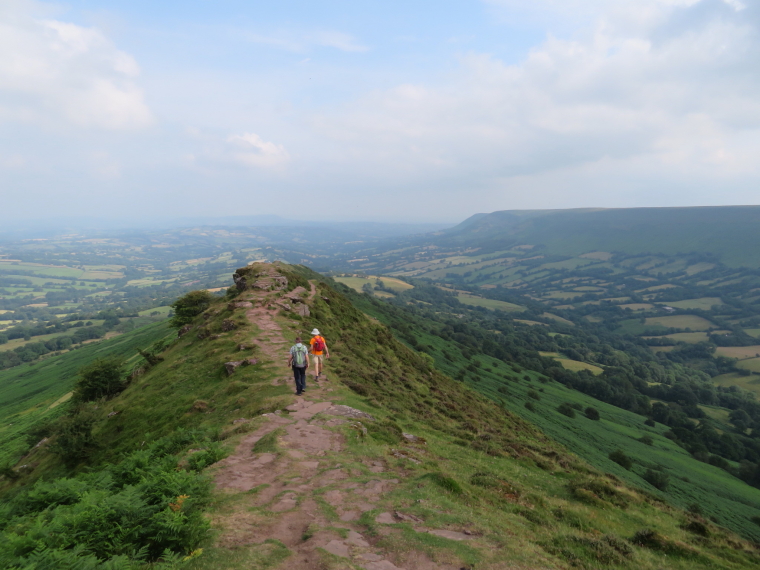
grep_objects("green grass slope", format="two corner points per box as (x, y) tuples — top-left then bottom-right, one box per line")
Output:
(444, 206), (760, 267)
(2, 264), (759, 569)
(0, 321), (171, 466)
(348, 291), (760, 543)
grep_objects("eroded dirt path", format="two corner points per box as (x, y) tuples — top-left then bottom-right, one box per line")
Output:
(212, 274), (464, 569)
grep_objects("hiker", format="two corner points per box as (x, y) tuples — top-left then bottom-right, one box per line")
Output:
(288, 336), (309, 396)
(309, 328), (329, 380)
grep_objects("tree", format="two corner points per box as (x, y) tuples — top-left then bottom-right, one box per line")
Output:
(609, 449), (633, 470)
(170, 290), (213, 327)
(585, 407), (600, 420)
(73, 357), (126, 402)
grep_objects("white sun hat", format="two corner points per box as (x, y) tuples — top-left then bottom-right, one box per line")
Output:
(311, 328), (320, 335)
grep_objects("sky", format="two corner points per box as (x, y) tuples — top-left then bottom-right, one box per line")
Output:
(1, 0), (759, 224)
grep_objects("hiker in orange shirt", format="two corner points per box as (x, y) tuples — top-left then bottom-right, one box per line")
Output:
(309, 328), (329, 380)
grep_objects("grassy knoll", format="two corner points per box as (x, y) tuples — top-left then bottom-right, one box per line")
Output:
(0, 321), (171, 466)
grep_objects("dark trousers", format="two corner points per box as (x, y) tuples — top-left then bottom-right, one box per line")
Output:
(292, 366), (306, 393)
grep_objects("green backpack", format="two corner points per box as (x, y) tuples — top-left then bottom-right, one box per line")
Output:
(291, 344), (307, 367)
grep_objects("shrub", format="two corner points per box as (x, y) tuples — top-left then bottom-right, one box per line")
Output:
(187, 443), (227, 471)
(50, 411), (97, 466)
(642, 469), (670, 491)
(170, 290), (213, 327)
(644, 418), (656, 427)
(608, 450), (633, 470)
(73, 357), (126, 402)
(584, 407), (600, 420)
(421, 472), (463, 495)
(527, 390), (540, 400)
(630, 528), (701, 559)
(524, 401), (536, 412)
(557, 403), (576, 418)
(638, 435), (653, 446)
(367, 419), (403, 445)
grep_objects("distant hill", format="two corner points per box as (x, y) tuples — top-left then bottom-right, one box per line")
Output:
(440, 206), (760, 267)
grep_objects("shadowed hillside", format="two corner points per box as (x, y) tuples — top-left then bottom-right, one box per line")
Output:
(431, 206), (760, 267)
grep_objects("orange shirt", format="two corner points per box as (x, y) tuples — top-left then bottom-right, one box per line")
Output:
(310, 336), (326, 355)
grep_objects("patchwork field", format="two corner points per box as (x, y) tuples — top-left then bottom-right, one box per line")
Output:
(456, 293), (524, 312)
(715, 346), (760, 359)
(334, 275), (414, 292)
(666, 297), (724, 310)
(644, 315), (715, 330)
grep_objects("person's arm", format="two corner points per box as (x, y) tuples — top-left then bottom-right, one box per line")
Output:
(305, 354), (310, 368)
(325, 342), (330, 358)
(287, 349), (293, 367)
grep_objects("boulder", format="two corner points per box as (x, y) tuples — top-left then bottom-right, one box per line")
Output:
(232, 273), (247, 291)
(296, 305), (310, 317)
(178, 324), (193, 337)
(221, 319), (237, 332)
(228, 301), (253, 310)
(225, 361), (244, 375)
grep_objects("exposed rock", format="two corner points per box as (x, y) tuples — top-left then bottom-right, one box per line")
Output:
(325, 405), (375, 420)
(394, 511), (423, 523)
(402, 432), (426, 444)
(238, 343), (255, 351)
(192, 400), (209, 412)
(228, 301), (253, 310)
(375, 512), (396, 524)
(209, 334), (221, 340)
(178, 324), (192, 337)
(34, 437), (49, 448)
(107, 411), (120, 418)
(321, 296), (330, 303)
(232, 272), (247, 291)
(232, 418), (249, 425)
(283, 286), (308, 303)
(275, 301), (292, 311)
(251, 275), (288, 291)
(296, 304), (310, 317)
(225, 358), (258, 375)
(221, 319), (237, 332)
(196, 329), (208, 340)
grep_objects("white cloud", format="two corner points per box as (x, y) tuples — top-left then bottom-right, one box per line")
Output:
(0, 0), (151, 129)
(227, 133), (290, 168)
(305, 0), (760, 200)
(245, 29), (368, 53)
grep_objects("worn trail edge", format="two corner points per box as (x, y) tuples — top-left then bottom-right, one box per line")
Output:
(210, 266), (463, 570)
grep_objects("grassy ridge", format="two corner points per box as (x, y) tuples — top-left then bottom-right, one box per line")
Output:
(4, 264), (760, 569)
(0, 321), (172, 466)
(447, 207), (760, 267)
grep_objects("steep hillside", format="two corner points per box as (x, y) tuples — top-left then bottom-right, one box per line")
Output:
(438, 207), (760, 267)
(2, 263), (759, 569)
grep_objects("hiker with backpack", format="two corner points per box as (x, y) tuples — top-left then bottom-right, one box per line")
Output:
(288, 336), (310, 396)
(309, 328), (329, 381)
